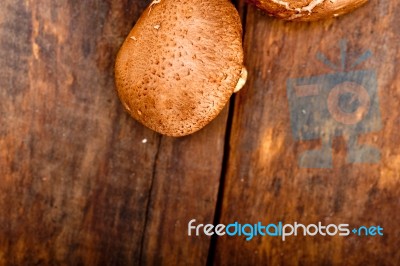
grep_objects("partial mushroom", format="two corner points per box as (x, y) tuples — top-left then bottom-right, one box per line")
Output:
(115, 0), (247, 137)
(248, 0), (368, 21)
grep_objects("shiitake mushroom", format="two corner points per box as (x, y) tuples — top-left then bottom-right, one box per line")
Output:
(248, 0), (368, 21)
(115, 0), (247, 137)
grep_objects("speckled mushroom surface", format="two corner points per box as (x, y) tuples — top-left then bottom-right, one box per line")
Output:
(249, 0), (368, 21)
(115, 0), (246, 137)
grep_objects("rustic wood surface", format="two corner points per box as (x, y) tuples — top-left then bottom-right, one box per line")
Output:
(214, 1), (400, 265)
(0, 0), (399, 265)
(0, 0), (226, 265)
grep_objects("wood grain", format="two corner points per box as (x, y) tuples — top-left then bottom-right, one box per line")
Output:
(214, 1), (400, 265)
(0, 0), (227, 265)
(2, 0), (400, 265)
(0, 0), (157, 264)
(141, 111), (228, 265)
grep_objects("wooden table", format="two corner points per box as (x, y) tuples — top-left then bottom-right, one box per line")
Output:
(1, 0), (399, 265)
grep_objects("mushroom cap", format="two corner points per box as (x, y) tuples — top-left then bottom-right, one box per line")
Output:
(250, 0), (368, 21)
(115, 0), (245, 137)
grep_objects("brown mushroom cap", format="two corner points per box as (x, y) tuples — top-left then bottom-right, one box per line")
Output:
(115, 0), (246, 137)
(250, 0), (368, 21)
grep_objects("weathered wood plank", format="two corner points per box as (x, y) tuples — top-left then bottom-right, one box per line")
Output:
(0, 0), (228, 264)
(141, 110), (228, 265)
(215, 1), (400, 265)
(0, 0), (151, 264)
